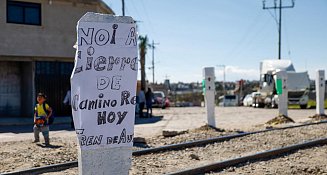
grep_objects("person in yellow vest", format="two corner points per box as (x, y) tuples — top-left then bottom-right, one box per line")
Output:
(33, 93), (52, 146)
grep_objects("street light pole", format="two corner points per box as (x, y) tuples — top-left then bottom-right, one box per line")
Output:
(150, 40), (159, 84)
(152, 40), (155, 84)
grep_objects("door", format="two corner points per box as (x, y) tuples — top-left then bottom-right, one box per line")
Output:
(35, 61), (73, 116)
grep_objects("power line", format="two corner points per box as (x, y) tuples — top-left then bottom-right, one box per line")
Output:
(228, 12), (263, 59)
(231, 15), (271, 61)
(263, 0), (295, 60)
(129, 0), (155, 39)
(267, 9), (279, 29)
(139, 0), (157, 38)
(284, 23), (292, 60)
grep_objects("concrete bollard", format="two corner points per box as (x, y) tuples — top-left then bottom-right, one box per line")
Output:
(316, 70), (325, 115)
(275, 70), (288, 117)
(78, 147), (132, 175)
(203, 67), (216, 127)
(71, 13), (137, 175)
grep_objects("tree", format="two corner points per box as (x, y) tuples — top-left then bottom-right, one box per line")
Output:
(138, 35), (148, 90)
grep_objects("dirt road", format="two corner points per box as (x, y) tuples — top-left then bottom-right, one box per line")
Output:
(0, 106), (324, 174)
(0, 107), (319, 143)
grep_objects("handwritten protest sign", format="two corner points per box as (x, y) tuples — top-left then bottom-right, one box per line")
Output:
(71, 13), (138, 150)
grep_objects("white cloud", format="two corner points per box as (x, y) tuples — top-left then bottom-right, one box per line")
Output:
(215, 66), (259, 81)
(155, 66), (260, 83)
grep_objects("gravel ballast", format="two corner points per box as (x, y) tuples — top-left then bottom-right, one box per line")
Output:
(2, 123), (326, 175)
(130, 124), (327, 175)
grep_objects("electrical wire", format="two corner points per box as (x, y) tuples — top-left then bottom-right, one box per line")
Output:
(267, 9), (279, 30)
(228, 12), (268, 60)
(139, 0), (158, 39)
(283, 14), (292, 60)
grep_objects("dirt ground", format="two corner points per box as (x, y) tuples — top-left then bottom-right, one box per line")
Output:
(134, 106), (318, 138)
(0, 107), (319, 143)
(14, 122), (327, 175)
(0, 106), (325, 174)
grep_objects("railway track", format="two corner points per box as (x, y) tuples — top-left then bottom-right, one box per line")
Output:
(166, 137), (327, 175)
(2, 120), (327, 175)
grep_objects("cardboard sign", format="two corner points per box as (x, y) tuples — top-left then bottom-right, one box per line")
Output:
(71, 13), (138, 150)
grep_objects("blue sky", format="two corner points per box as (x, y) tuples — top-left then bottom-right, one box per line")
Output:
(104, 0), (327, 83)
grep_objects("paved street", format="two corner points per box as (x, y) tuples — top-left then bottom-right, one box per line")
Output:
(0, 107), (320, 142)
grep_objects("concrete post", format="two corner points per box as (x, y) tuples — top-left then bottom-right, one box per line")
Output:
(275, 70), (288, 116)
(316, 70), (325, 115)
(78, 147), (132, 175)
(203, 67), (216, 127)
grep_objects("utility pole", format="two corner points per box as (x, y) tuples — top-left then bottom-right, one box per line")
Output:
(122, 0), (125, 16)
(263, 0), (294, 60)
(150, 40), (159, 84)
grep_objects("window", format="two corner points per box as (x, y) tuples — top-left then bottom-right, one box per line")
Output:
(7, 0), (41, 25)
(36, 62), (74, 75)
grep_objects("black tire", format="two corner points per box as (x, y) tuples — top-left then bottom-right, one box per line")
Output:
(300, 104), (307, 109)
(258, 103), (265, 108)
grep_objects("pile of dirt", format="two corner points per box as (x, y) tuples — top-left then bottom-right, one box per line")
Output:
(309, 114), (327, 121)
(265, 115), (295, 125)
(143, 125), (235, 148)
(192, 124), (225, 132)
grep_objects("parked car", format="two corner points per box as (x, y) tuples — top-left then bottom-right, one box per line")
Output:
(243, 94), (253, 107)
(152, 91), (167, 109)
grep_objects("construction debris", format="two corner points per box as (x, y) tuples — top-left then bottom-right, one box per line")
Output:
(193, 124), (225, 132)
(309, 114), (327, 121)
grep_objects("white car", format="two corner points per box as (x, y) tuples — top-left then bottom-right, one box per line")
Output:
(243, 94), (253, 107)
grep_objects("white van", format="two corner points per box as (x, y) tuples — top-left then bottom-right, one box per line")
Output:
(218, 95), (238, 107)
